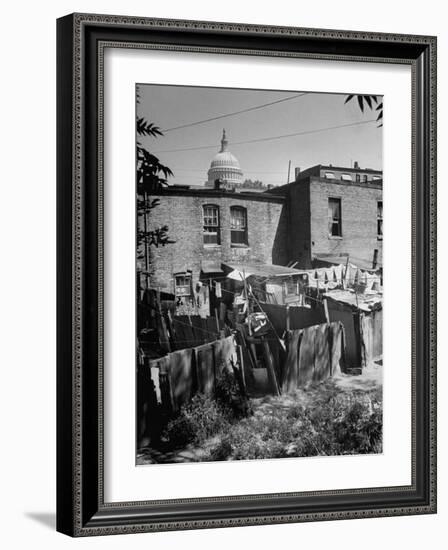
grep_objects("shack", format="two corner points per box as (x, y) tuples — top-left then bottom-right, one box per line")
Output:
(324, 288), (382, 372)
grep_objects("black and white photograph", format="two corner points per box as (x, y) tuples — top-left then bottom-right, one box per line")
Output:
(136, 84), (384, 465)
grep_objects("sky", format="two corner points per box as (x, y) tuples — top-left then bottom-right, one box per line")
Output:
(137, 84), (382, 187)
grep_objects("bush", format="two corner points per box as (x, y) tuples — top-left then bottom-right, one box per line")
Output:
(163, 394), (231, 449)
(215, 367), (252, 419)
(334, 397), (383, 454)
(162, 378), (382, 461)
(206, 387), (383, 461)
(162, 369), (252, 450)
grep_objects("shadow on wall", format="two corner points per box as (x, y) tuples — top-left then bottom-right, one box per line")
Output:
(272, 204), (289, 265)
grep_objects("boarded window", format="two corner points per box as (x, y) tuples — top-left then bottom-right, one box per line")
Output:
(174, 274), (192, 296)
(341, 173), (352, 181)
(372, 175), (382, 181)
(328, 198), (342, 237)
(203, 204), (220, 245)
(230, 206), (248, 246)
(377, 201), (383, 238)
(324, 171), (335, 179)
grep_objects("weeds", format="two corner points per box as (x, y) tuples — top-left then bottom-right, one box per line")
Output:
(163, 376), (382, 461)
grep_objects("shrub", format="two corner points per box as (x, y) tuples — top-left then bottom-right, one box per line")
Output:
(334, 398), (383, 454)
(215, 367), (253, 419)
(163, 394), (231, 448)
(207, 386), (383, 461)
(162, 369), (252, 451)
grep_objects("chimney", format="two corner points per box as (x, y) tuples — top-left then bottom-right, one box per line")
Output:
(294, 167), (301, 180)
(354, 161), (359, 169)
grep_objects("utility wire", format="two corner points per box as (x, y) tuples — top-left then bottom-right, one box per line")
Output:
(162, 93), (308, 132)
(169, 168), (287, 174)
(154, 119), (377, 154)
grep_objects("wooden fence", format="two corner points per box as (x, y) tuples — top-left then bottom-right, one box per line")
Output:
(142, 335), (242, 413)
(282, 321), (346, 393)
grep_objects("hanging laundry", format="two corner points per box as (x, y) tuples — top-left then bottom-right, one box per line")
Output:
(333, 264), (343, 282)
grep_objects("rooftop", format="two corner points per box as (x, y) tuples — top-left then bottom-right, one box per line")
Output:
(153, 184), (285, 203)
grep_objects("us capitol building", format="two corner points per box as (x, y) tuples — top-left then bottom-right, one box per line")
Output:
(205, 129), (243, 189)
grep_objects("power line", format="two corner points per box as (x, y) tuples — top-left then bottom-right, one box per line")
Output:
(154, 119), (377, 154)
(169, 168), (287, 174)
(162, 93), (308, 132)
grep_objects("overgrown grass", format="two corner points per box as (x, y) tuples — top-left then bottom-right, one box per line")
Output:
(163, 369), (251, 448)
(163, 376), (382, 461)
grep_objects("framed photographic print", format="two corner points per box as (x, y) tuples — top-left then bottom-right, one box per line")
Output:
(56, 13), (437, 536)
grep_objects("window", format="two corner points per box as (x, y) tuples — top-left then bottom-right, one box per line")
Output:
(324, 171), (335, 179)
(341, 173), (352, 181)
(174, 273), (192, 296)
(355, 173), (361, 182)
(203, 204), (220, 245)
(230, 206), (248, 246)
(362, 174), (368, 183)
(377, 201), (383, 239)
(328, 198), (342, 237)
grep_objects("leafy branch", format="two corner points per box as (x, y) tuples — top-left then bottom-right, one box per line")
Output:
(136, 96), (175, 272)
(344, 94), (383, 127)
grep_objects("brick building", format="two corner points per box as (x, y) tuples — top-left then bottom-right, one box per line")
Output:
(270, 163), (383, 269)
(140, 184), (288, 298)
(139, 162), (382, 311)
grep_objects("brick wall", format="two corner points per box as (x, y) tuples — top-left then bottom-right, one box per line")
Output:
(287, 177), (383, 268)
(286, 181), (311, 268)
(309, 178), (383, 267)
(140, 191), (288, 292)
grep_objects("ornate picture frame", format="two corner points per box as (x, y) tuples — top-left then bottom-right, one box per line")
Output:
(56, 13), (437, 536)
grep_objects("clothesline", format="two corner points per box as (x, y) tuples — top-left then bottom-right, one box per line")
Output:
(141, 301), (222, 339)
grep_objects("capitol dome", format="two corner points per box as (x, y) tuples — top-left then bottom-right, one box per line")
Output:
(207, 130), (243, 188)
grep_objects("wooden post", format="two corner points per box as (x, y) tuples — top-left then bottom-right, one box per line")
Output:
(343, 255), (350, 289)
(286, 304), (291, 332)
(214, 308), (220, 336)
(372, 249), (378, 270)
(155, 289), (171, 352)
(238, 345), (246, 393)
(241, 269), (252, 336)
(323, 298), (330, 324)
(262, 339), (280, 396)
